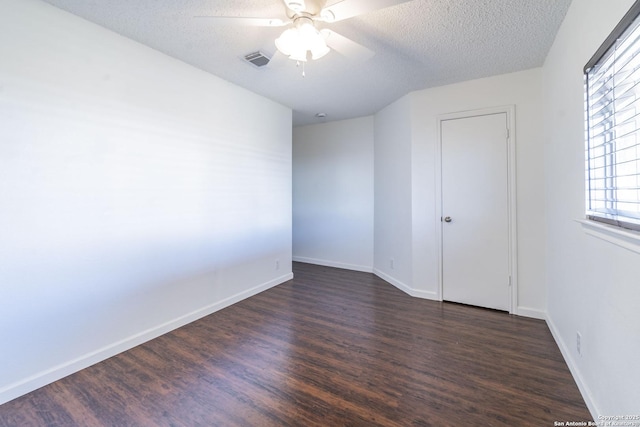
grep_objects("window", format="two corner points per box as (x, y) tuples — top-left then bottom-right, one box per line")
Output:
(585, 1), (640, 232)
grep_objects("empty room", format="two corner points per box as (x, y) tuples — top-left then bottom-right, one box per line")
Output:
(1, 0), (639, 425)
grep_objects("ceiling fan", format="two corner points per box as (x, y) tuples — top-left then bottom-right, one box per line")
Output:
(197, 0), (412, 64)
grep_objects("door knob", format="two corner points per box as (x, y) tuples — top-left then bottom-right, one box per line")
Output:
(444, 216), (452, 223)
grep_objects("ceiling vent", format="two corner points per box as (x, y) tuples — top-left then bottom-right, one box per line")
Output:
(244, 51), (271, 68)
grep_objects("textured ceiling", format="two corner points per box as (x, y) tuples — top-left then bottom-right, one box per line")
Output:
(40, 0), (572, 126)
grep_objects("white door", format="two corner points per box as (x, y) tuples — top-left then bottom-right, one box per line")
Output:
(440, 112), (511, 311)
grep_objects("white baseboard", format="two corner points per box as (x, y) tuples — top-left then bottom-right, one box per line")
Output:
(545, 314), (599, 421)
(293, 256), (373, 273)
(515, 306), (547, 320)
(373, 269), (439, 300)
(0, 272), (293, 406)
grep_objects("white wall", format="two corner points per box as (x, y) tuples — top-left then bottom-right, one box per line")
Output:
(542, 0), (640, 415)
(0, 0), (292, 404)
(373, 69), (547, 314)
(293, 117), (374, 272)
(373, 97), (415, 291)
(410, 69), (546, 315)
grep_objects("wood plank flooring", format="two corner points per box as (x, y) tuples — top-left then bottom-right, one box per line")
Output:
(0, 262), (591, 426)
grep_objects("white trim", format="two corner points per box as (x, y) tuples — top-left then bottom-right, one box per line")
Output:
(435, 105), (519, 314)
(546, 314), (599, 421)
(292, 256), (373, 273)
(373, 269), (439, 300)
(576, 219), (640, 254)
(514, 306), (546, 320)
(0, 272), (293, 406)
(435, 112), (443, 300)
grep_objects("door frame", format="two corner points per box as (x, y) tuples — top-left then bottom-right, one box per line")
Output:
(435, 105), (518, 314)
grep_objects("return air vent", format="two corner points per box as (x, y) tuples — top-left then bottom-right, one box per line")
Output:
(244, 51), (270, 68)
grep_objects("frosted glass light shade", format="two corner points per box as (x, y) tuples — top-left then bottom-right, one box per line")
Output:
(274, 28), (298, 56)
(275, 19), (330, 62)
(310, 38), (330, 59)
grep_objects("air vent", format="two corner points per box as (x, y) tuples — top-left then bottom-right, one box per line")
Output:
(244, 51), (270, 68)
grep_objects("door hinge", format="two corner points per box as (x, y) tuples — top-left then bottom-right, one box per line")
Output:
(508, 276), (512, 287)
(506, 128), (510, 139)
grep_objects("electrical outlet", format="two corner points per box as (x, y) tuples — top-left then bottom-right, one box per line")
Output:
(275, 259), (280, 270)
(576, 331), (582, 356)
(390, 258), (395, 270)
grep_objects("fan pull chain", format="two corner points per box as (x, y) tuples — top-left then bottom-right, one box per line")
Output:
(296, 60), (306, 78)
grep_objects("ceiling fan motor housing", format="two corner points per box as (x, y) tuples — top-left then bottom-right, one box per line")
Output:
(284, 0), (326, 17)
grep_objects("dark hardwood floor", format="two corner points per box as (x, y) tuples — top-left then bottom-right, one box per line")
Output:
(1, 262), (591, 426)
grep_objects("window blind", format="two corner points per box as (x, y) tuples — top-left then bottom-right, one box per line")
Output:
(585, 1), (640, 231)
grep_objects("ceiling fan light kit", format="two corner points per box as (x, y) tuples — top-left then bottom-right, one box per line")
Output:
(275, 16), (330, 62)
(198, 0), (411, 72)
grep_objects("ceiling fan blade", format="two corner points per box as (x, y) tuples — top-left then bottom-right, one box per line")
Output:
(193, 16), (287, 27)
(321, 29), (374, 61)
(320, 0), (412, 22)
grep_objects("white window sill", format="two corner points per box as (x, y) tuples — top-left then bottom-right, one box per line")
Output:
(576, 219), (640, 254)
